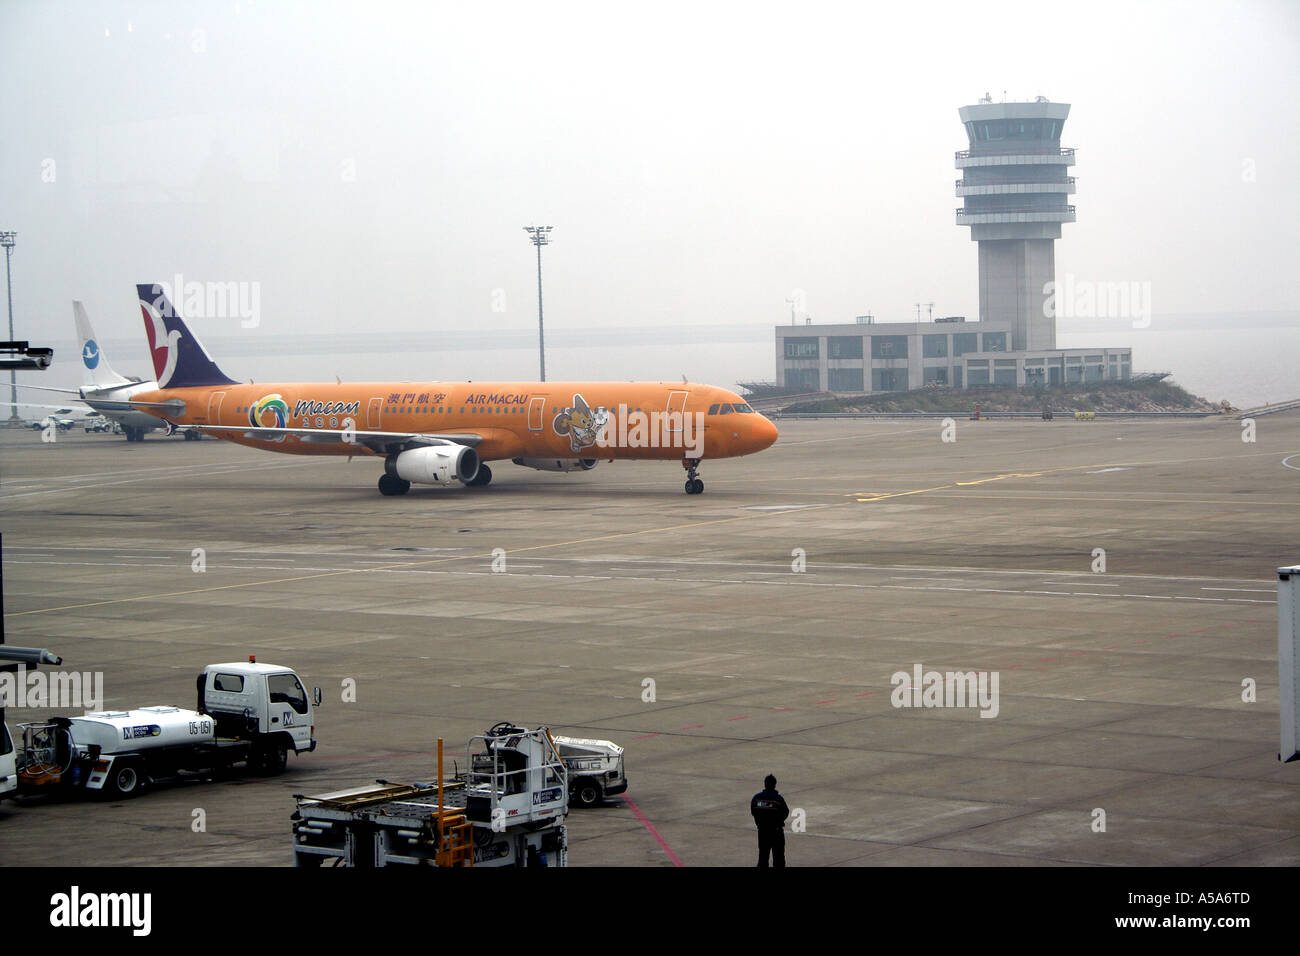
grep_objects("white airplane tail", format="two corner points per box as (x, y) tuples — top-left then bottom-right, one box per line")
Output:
(74, 301), (133, 389)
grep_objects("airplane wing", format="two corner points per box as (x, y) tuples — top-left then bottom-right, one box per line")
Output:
(0, 399), (85, 414)
(180, 423), (484, 456)
(12, 383), (84, 395)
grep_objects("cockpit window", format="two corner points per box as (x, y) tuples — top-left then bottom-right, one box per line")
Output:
(719, 405), (734, 415)
(733, 403), (754, 413)
(707, 404), (720, 415)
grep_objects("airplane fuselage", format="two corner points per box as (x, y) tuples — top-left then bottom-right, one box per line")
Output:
(132, 380), (778, 463)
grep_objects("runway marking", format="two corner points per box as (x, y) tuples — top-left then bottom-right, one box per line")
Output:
(0, 458), (318, 501)
(955, 472), (1045, 486)
(633, 616), (1270, 737)
(623, 796), (684, 867)
(1283, 454), (1300, 472)
(855, 484), (951, 502)
(6, 506), (815, 617)
(10, 444), (1291, 617)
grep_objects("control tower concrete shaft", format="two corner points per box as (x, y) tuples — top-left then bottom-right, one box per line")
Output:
(956, 99), (1075, 351)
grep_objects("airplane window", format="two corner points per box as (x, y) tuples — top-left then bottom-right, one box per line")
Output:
(707, 404), (720, 415)
(719, 405), (733, 415)
(733, 403), (754, 413)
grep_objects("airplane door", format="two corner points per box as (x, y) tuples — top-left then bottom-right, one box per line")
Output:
(367, 397), (383, 429)
(527, 396), (547, 431)
(666, 390), (688, 431)
(207, 391), (226, 424)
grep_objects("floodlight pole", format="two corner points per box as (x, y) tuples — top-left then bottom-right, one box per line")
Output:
(524, 226), (552, 381)
(2, 232), (16, 419)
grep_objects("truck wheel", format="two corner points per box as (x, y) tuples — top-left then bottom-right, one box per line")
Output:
(572, 778), (602, 809)
(259, 740), (289, 776)
(106, 761), (143, 798)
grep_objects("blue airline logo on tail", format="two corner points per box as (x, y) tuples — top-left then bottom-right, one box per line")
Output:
(82, 340), (100, 370)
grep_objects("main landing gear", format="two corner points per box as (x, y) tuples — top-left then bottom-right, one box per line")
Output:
(683, 458), (704, 495)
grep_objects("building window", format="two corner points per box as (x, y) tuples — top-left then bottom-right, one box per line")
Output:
(967, 367), (991, 386)
(871, 335), (908, 359)
(923, 366), (948, 385)
(923, 335), (948, 358)
(952, 333), (978, 356)
(784, 368), (821, 392)
(871, 368), (908, 391)
(784, 337), (819, 359)
(828, 368), (864, 392)
(827, 336), (863, 360)
(982, 332), (1007, 352)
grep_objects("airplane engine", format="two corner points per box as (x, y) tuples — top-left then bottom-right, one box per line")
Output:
(512, 457), (598, 473)
(387, 444), (480, 485)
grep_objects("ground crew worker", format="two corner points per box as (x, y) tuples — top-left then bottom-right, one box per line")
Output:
(750, 773), (790, 867)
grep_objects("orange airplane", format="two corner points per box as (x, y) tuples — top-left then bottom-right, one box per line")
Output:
(129, 284), (779, 496)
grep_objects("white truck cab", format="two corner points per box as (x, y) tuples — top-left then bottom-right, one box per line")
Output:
(197, 659), (320, 772)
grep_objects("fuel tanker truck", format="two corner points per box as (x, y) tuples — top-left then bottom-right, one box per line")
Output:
(16, 658), (320, 799)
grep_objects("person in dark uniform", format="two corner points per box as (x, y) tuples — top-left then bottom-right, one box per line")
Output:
(750, 773), (790, 867)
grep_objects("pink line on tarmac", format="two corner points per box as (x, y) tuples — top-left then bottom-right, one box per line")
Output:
(681, 724), (705, 730)
(624, 795), (685, 867)
(633, 734), (660, 740)
(727, 715), (751, 721)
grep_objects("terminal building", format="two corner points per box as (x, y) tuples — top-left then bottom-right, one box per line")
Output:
(775, 97), (1132, 394)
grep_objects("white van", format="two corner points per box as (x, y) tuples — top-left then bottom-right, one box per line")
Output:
(0, 723), (16, 803)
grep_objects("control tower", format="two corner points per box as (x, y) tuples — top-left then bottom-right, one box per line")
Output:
(956, 97), (1074, 351)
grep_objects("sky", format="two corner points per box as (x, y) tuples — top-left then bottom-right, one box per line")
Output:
(2, 0), (1297, 390)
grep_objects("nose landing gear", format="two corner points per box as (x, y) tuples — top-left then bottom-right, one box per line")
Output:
(683, 459), (704, 495)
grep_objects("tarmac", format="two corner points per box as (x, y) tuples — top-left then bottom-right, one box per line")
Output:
(1, 411), (1298, 867)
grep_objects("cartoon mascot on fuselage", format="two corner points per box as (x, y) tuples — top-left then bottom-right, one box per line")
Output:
(552, 393), (608, 453)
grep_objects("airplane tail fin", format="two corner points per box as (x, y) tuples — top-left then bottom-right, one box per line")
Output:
(137, 283), (238, 388)
(74, 301), (133, 389)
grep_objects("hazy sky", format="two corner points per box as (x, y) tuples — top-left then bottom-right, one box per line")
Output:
(3, 0), (1297, 388)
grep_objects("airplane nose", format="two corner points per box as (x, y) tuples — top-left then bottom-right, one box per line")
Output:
(754, 416), (779, 449)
